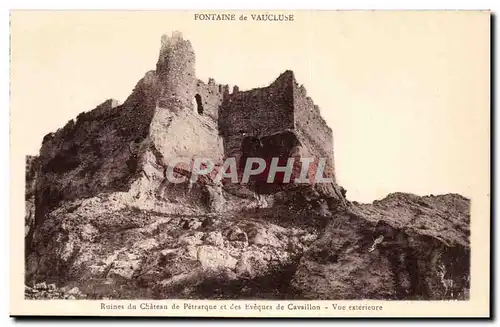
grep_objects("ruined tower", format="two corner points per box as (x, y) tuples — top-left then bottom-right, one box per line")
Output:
(156, 31), (197, 111)
(150, 33), (225, 162)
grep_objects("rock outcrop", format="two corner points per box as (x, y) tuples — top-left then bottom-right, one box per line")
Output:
(292, 193), (470, 300)
(25, 194), (321, 299)
(24, 32), (470, 300)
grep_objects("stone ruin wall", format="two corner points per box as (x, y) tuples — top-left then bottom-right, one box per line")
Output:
(218, 71), (295, 165)
(217, 70), (336, 185)
(292, 82), (335, 181)
(194, 78), (229, 121)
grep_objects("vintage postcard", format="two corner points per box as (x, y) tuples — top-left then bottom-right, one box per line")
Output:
(9, 10), (490, 318)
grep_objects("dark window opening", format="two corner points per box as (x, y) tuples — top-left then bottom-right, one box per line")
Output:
(195, 94), (204, 115)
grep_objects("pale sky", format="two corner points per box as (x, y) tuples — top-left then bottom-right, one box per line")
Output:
(10, 11), (490, 203)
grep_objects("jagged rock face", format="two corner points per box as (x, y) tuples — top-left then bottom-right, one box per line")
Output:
(25, 156), (38, 245)
(32, 71), (161, 223)
(25, 188), (469, 300)
(291, 193), (470, 300)
(25, 193), (320, 299)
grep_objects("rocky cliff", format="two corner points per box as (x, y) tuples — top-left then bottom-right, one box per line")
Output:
(24, 33), (470, 300)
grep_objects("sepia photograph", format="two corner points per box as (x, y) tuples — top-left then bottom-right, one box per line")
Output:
(9, 10), (490, 317)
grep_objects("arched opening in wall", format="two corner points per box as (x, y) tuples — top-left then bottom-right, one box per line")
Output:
(195, 94), (204, 115)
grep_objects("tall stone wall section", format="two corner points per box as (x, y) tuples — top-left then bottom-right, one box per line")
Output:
(219, 71), (295, 163)
(292, 82), (335, 180)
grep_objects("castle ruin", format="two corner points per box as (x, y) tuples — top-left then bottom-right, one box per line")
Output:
(31, 32), (339, 221)
(152, 32), (336, 184)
